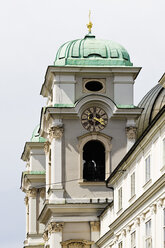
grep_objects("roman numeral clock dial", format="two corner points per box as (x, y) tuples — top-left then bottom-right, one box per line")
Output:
(81, 107), (108, 132)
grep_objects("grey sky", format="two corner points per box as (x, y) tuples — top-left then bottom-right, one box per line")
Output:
(0, 0), (164, 247)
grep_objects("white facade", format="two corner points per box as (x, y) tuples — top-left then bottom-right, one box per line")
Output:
(20, 32), (165, 248)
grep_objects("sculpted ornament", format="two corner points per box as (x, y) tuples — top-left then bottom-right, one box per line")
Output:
(150, 204), (156, 214)
(27, 188), (37, 198)
(49, 126), (64, 140)
(24, 196), (29, 205)
(125, 126), (137, 140)
(39, 188), (46, 199)
(43, 230), (49, 242)
(44, 141), (50, 154)
(90, 221), (100, 231)
(134, 217), (140, 227)
(61, 239), (93, 248)
(48, 222), (64, 233)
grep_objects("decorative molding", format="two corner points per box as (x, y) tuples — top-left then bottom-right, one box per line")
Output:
(125, 126), (137, 140)
(121, 228), (126, 237)
(140, 213), (146, 222)
(157, 198), (163, 208)
(61, 239), (94, 248)
(150, 204), (157, 214)
(126, 225), (131, 233)
(49, 126), (64, 140)
(24, 196), (29, 205)
(90, 221), (100, 232)
(27, 188), (37, 198)
(39, 188), (46, 199)
(43, 230), (49, 241)
(44, 141), (50, 154)
(48, 222), (64, 233)
(134, 217), (140, 227)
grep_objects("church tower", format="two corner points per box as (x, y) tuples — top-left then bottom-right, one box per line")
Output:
(21, 21), (143, 248)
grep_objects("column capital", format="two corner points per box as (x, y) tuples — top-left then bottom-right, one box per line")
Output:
(125, 126), (137, 139)
(140, 213), (146, 222)
(150, 204), (157, 215)
(134, 217), (140, 227)
(27, 188), (37, 198)
(121, 228), (126, 237)
(49, 126), (64, 140)
(44, 141), (50, 154)
(90, 221), (100, 231)
(39, 187), (46, 199)
(157, 198), (163, 208)
(48, 222), (64, 233)
(126, 225), (131, 233)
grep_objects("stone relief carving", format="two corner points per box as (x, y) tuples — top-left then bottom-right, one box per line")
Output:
(61, 239), (94, 248)
(44, 141), (50, 154)
(27, 188), (37, 198)
(39, 187), (46, 199)
(125, 126), (137, 139)
(48, 222), (64, 233)
(49, 126), (64, 140)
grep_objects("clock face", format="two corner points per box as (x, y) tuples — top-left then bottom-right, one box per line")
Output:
(81, 107), (108, 132)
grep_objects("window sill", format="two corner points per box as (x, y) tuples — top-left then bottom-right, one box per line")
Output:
(79, 180), (106, 186)
(129, 194), (136, 202)
(143, 179), (152, 189)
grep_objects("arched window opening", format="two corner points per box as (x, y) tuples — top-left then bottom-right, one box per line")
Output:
(83, 140), (105, 181)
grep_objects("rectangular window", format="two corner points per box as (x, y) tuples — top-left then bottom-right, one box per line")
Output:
(118, 187), (122, 210)
(164, 209), (165, 248)
(118, 241), (123, 248)
(145, 155), (151, 183)
(131, 172), (135, 197)
(145, 219), (152, 248)
(131, 231), (136, 248)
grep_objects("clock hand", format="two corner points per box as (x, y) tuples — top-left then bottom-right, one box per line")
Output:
(93, 117), (105, 125)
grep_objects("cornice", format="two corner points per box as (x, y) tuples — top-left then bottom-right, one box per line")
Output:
(21, 142), (45, 162)
(38, 203), (108, 225)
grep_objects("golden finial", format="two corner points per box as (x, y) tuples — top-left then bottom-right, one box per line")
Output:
(87, 10), (93, 33)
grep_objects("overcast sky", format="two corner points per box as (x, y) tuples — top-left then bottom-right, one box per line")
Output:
(0, 0), (165, 247)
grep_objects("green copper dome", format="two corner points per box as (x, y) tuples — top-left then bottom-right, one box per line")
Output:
(54, 34), (133, 67)
(31, 125), (46, 142)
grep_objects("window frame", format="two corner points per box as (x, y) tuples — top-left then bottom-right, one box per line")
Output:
(145, 219), (152, 248)
(131, 231), (136, 248)
(78, 132), (112, 184)
(130, 171), (135, 198)
(145, 155), (151, 183)
(118, 187), (122, 211)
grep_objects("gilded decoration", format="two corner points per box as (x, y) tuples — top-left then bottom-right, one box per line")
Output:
(48, 222), (64, 233)
(61, 239), (94, 248)
(125, 126), (137, 140)
(49, 126), (64, 140)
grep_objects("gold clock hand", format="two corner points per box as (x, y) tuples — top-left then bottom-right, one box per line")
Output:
(93, 117), (105, 125)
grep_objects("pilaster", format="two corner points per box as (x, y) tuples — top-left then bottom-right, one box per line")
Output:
(48, 222), (64, 248)
(27, 188), (37, 234)
(49, 124), (64, 203)
(44, 141), (50, 199)
(90, 221), (100, 248)
(125, 126), (137, 151)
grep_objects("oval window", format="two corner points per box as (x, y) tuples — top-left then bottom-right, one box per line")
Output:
(85, 81), (103, 92)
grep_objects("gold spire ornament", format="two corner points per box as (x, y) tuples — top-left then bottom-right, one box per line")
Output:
(87, 10), (93, 33)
